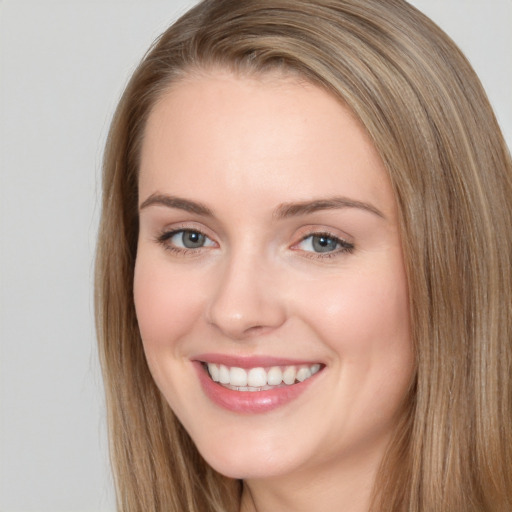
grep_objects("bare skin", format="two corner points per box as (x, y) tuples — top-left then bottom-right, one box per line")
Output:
(135, 69), (414, 512)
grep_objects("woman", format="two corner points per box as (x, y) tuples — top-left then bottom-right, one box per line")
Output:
(95, 0), (512, 510)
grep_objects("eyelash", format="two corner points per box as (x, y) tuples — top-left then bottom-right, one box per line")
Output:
(155, 229), (355, 258)
(295, 232), (355, 259)
(155, 228), (216, 256)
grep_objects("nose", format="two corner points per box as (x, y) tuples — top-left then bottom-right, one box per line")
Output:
(205, 253), (287, 340)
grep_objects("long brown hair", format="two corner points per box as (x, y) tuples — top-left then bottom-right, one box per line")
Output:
(95, 1), (512, 510)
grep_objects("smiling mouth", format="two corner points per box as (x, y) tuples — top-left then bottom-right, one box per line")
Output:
(202, 362), (323, 391)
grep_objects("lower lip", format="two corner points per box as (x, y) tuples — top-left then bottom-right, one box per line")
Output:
(194, 362), (320, 414)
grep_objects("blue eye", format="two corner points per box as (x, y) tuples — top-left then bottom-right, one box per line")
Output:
(158, 229), (216, 251)
(297, 233), (354, 254)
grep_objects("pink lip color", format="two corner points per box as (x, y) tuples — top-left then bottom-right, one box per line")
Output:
(193, 359), (321, 414)
(194, 353), (319, 369)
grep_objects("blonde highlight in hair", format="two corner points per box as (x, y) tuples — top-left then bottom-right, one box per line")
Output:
(95, 1), (512, 510)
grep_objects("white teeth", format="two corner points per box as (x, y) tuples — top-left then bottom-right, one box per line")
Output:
(205, 362), (322, 390)
(230, 367), (248, 387)
(207, 363), (220, 382)
(282, 366), (296, 385)
(267, 366), (283, 385)
(247, 367), (267, 387)
(218, 364), (230, 384)
(296, 367), (312, 382)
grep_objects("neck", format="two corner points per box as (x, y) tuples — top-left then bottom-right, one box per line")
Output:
(239, 447), (382, 512)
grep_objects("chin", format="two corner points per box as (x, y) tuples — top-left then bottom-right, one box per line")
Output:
(189, 426), (311, 480)
(203, 451), (293, 480)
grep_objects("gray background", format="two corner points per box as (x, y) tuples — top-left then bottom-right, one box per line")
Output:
(1, 1), (510, 510)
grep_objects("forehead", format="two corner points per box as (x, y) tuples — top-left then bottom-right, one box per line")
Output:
(139, 69), (396, 220)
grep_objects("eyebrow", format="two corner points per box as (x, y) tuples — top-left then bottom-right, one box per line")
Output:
(139, 193), (384, 219)
(274, 197), (385, 219)
(139, 193), (214, 216)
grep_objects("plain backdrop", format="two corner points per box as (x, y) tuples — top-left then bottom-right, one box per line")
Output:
(0, 1), (510, 510)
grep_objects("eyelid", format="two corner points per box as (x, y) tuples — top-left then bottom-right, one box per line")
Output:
(155, 224), (219, 255)
(155, 220), (217, 240)
(290, 228), (355, 257)
(152, 222), (354, 258)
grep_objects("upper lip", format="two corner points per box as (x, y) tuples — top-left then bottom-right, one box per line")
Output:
(194, 353), (323, 368)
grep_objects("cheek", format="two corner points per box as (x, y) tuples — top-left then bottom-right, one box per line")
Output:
(297, 264), (410, 354)
(133, 252), (204, 354)
(299, 262), (413, 433)
(292, 253), (414, 418)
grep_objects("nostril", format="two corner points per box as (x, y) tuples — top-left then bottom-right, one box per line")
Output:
(204, 257), (288, 340)
(206, 293), (287, 340)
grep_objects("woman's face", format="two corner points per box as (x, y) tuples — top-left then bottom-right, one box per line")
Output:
(135, 70), (414, 482)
